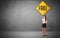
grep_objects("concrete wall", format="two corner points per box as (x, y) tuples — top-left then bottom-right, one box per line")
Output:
(0, 0), (60, 31)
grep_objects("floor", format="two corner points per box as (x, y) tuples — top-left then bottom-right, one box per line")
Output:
(1, 31), (60, 38)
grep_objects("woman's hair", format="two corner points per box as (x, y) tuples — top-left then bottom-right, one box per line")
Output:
(42, 15), (47, 20)
(44, 15), (47, 22)
(44, 15), (46, 20)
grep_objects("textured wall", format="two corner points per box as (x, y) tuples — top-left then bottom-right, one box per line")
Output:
(0, 0), (60, 31)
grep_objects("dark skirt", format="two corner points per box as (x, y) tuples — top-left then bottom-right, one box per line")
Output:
(42, 23), (46, 28)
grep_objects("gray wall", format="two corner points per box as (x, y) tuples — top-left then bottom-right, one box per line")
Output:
(0, 0), (60, 31)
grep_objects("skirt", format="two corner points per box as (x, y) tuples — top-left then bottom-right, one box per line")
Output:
(42, 23), (46, 28)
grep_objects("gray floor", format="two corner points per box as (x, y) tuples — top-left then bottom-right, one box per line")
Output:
(1, 31), (60, 38)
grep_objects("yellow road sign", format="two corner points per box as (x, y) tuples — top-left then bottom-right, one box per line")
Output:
(36, 1), (50, 16)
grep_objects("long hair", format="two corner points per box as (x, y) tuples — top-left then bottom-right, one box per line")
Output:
(44, 15), (47, 22)
(45, 15), (46, 20)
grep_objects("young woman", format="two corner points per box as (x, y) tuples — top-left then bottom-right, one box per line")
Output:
(42, 15), (47, 36)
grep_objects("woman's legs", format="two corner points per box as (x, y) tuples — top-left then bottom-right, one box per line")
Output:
(42, 28), (46, 35)
(42, 28), (44, 35)
(44, 28), (46, 34)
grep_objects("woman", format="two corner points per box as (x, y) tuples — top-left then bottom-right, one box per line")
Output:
(42, 15), (47, 36)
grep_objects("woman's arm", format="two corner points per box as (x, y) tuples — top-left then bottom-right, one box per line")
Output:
(45, 20), (47, 24)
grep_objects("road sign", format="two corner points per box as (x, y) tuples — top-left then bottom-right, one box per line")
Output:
(36, 1), (50, 16)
